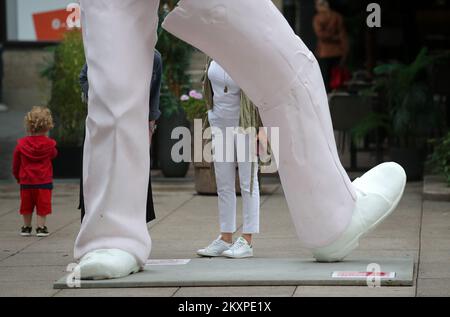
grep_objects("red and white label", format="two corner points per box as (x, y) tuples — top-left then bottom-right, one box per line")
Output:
(332, 271), (396, 279)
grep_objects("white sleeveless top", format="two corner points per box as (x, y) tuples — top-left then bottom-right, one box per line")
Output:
(208, 61), (241, 120)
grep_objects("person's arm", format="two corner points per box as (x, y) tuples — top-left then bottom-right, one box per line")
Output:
(79, 63), (89, 102)
(51, 146), (58, 159)
(149, 50), (162, 122)
(12, 145), (21, 182)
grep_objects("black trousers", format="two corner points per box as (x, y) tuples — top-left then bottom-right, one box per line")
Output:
(318, 56), (341, 92)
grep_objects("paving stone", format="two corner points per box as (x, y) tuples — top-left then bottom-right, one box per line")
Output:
(55, 287), (178, 297)
(417, 278), (450, 297)
(294, 285), (415, 297)
(174, 286), (296, 297)
(0, 281), (59, 297)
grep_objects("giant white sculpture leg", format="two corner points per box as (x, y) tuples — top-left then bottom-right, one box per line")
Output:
(74, 0), (159, 279)
(162, 0), (406, 261)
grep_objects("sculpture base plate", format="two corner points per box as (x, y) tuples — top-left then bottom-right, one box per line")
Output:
(54, 257), (414, 289)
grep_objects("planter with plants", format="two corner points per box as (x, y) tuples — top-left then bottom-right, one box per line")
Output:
(41, 31), (86, 178)
(154, 1), (192, 178)
(352, 48), (444, 181)
(180, 89), (216, 194)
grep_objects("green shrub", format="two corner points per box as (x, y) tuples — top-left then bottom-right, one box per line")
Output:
(427, 132), (450, 186)
(42, 31), (86, 147)
(180, 90), (207, 121)
(352, 48), (444, 147)
(373, 48), (441, 147)
(156, 1), (193, 118)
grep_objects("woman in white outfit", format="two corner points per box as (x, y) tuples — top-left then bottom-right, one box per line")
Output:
(197, 59), (263, 259)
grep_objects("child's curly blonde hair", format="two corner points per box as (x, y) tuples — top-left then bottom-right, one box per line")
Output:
(24, 106), (54, 134)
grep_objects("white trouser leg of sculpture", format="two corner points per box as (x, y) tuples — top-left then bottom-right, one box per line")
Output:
(74, 0), (159, 279)
(162, 0), (406, 261)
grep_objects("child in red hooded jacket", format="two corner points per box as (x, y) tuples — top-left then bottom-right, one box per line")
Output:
(13, 106), (57, 237)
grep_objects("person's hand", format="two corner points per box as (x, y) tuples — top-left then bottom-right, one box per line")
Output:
(258, 128), (269, 156)
(81, 92), (88, 104)
(149, 120), (157, 143)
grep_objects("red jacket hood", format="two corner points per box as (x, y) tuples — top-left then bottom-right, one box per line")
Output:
(17, 136), (57, 161)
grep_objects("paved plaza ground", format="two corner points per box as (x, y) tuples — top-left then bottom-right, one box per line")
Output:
(1, 109), (450, 297)
(0, 177), (449, 297)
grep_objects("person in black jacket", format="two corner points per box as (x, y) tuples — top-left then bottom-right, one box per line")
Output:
(78, 50), (162, 223)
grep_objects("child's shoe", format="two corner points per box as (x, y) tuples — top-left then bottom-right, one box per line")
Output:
(20, 226), (32, 237)
(36, 226), (50, 237)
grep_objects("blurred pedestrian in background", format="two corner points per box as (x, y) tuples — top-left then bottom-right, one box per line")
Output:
(313, 0), (349, 91)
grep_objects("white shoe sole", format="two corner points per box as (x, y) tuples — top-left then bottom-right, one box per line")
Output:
(314, 175), (407, 262)
(20, 233), (31, 237)
(223, 252), (254, 259)
(196, 251), (224, 257)
(224, 255), (253, 259)
(36, 233), (50, 237)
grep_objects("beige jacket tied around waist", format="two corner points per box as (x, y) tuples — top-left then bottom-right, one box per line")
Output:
(201, 57), (272, 193)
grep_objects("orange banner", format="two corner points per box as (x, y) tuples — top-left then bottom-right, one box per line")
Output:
(33, 9), (72, 41)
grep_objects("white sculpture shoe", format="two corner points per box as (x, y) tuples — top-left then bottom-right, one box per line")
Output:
(311, 162), (407, 262)
(76, 249), (140, 280)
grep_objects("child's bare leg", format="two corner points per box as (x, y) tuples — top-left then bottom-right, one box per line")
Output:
(37, 216), (46, 228)
(23, 214), (32, 227)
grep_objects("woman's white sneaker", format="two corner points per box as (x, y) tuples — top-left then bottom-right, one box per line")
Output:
(222, 237), (253, 259)
(197, 236), (231, 257)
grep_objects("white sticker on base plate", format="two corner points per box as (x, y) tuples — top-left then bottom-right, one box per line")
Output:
(145, 259), (191, 266)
